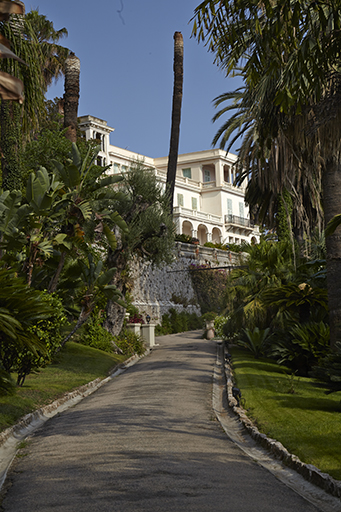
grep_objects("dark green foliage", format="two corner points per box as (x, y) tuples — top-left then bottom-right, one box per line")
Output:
(276, 190), (293, 242)
(156, 308), (202, 335)
(1, 101), (23, 191)
(112, 164), (175, 266)
(269, 321), (330, 376)
(81, 319), (115, 353)
(175, 233), (193, 243)
(236, 327), (271, 359)
(0, 270), (57, 378)
(189, 264), (228, 314)
(311, 342), (341, 394)
(204, 241), (247, 253)
(14, 293), (67, 386)
(0, 364), (15, 396)
(114, 330), (145, 357)
(22, 126), (72, 180)
(14, 293), (69, 386)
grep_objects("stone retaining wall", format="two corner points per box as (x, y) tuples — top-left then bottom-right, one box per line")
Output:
(130, 242), (242, 323)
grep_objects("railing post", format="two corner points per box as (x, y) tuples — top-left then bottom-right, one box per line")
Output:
(125, 323), (141, 336)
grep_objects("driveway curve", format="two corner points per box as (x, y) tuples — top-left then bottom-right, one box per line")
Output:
(1, 332), (327, 511)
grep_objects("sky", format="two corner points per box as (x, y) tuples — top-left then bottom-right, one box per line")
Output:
(28, 0), (242, 158)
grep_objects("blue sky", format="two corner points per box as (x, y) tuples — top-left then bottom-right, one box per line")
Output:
(28, 0), (242, 158)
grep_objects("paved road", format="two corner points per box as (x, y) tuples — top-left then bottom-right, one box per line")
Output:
(1, 332), (323, 511)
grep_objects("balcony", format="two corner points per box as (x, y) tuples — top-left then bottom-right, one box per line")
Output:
(225, 214), (255, 235)
(173, 206), (222, 224)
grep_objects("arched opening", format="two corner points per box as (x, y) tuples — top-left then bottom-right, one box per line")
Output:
(197, 224), (207, 245)
(182, 221), (193, 237)
(212, 227), (222, 244)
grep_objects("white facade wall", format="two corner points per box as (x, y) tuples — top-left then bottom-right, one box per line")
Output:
(78, 115), (260, 245)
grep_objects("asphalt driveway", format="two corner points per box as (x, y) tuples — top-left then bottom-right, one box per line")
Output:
(0, 332), (328, 511)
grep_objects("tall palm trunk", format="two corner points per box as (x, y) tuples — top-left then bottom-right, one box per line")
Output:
(166, 32), (183, 215)
(323, 148), (341, 349)
(63, 52), (80, 142)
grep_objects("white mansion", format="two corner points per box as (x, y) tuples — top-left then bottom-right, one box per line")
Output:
(79, 115), (259, 246)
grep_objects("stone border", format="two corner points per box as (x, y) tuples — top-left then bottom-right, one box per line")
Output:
(224, 358), (341, 499)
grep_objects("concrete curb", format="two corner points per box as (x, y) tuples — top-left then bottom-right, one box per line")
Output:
(224, 354), (341, 500)
(0, 350), (149, 490)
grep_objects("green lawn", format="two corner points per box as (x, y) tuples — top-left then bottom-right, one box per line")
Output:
(0, 342), (126, 432)
(230, 347), (341, 481)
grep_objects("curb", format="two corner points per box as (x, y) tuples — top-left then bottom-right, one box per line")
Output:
(224, 354), (341, 500)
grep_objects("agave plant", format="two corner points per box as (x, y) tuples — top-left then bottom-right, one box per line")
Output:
(236, 326), (271, 359)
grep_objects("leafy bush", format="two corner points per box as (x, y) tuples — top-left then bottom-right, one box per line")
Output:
(214, 315), (230, 339)
(0, 364), (15, 396)
(16, 293), (68, 386)
(114, 330), (145, 356)
(202, 311), (217, 322)
(81, 317), (115, 353)
(175, 234), (193, 243)
(236, 327), (271, 358)
(270, 321), (330, 376)
(310, 341), (341, 394)
(155, 309), (202, 335)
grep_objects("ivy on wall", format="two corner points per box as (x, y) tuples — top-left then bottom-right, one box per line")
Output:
(189, 263), (228, 314)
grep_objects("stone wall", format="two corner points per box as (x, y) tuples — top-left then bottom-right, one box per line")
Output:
(130, 242), (241, 323)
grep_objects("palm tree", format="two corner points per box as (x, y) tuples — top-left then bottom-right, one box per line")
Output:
(24, 9), (68, 90)
(166, 31), (183, 214)
(192, 0), (341, 347)
(211, 80), (323, 245)
(63, 51), (80, 142)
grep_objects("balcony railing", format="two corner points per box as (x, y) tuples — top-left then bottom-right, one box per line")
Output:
(225, 214), (254, 228)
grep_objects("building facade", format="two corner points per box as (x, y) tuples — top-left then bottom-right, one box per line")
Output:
(78, 115), (259, 246)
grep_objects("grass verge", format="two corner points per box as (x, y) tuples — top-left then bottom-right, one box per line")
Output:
(0, 342), (126, 432)
(230, 347), (341, 481)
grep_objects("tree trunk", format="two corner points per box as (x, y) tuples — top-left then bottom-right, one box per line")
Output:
(166, 32), (183, 215)
(63, 52), (80, 142)
(323, 149), (341, 350)
(104, 241), (127, 336)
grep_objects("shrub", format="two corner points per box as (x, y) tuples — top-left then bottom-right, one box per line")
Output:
(214, 315), (230, 339)
(236, 327), (271, 359)
(310, 341), (341, 394)
(81, 317), (115, 353)
(175, 234), (193, 243)
(114, 330), (145, 356)
(16, 292), (68, 386)
(0, 364), (15, 396)
(156, 309), (202, 335)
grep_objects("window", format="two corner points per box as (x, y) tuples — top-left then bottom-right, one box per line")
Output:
(94, 132), (104, 151)
(239, 202), (245, 218)
(227, 198), (233, 215)
(191, 197), (198, 210)
(204, 169), (211, 182)
(182, 168), (191, 179)
(122, 165), (128, 172)
(177, 193), (184, 207)
(113, 163), (120, 173)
